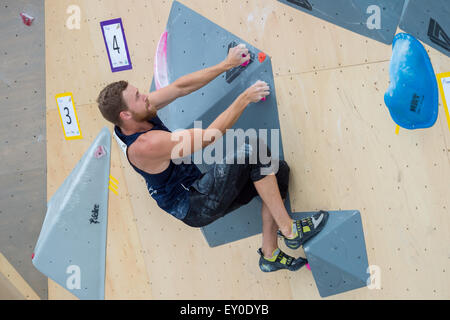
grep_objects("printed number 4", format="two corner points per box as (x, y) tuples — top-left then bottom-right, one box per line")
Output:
(113, 35), (120, 54)
(64, 107), (72, 125)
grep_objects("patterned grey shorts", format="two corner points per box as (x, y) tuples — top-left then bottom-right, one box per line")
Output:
(182, 139), (290, 228)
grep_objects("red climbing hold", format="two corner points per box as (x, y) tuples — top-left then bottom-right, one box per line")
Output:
(258, 52), (266, 63)
(31, 253), (35, 260)
(20, 13), (35, 27)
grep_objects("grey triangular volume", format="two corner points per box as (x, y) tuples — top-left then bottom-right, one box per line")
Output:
(278, 0), (406, 45)
(307, 253), (367, 298)
(302, 210), (370, 298)
(399, 0), (450, 57)
(32, 127), (111, 300)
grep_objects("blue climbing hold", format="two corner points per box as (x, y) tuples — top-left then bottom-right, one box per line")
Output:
(384, 33), (438, 129)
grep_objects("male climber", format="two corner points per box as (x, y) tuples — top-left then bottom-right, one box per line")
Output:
(96, 43), (328, 272)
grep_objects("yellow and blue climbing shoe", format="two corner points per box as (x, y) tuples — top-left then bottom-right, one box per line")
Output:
(258, 248), (308, 272)
(278, 210), (330, 250)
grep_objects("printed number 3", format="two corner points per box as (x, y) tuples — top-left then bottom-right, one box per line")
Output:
(64, 107), (72, 125)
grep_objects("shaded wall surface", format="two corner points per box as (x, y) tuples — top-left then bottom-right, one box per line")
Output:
(0, 0), (47, 299)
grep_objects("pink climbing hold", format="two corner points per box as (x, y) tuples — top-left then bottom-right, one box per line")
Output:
(20, 13), (34, 26)
(306, 263), (311, 271)
(94, 145), (107, 159)
(241, 54), (250, 67)
(261, 97), (266, 101)
(154, 31), (169, 90)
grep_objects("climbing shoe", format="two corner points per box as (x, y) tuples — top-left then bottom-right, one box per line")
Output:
(277, 210), (330, 249)
(258, 248), (308, 272)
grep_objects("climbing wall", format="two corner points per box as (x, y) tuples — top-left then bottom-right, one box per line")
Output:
(0, 0), (48, 299)
(43, 0), (450, 299)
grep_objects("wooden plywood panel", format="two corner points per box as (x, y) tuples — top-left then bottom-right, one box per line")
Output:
(175, 1), (448, 77)
(0, 272), (25, 300)
(275, 59), (450, 299)
(171, 0), (393, 76)
(0, 253), (40, 300)
(45, 0), (172, 110)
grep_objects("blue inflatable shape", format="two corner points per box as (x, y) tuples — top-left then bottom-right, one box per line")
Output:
(384, 33), (438, 129)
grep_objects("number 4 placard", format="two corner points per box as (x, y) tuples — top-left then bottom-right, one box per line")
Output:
(55, 93), (83, 140)
(100, 18), (132, 72)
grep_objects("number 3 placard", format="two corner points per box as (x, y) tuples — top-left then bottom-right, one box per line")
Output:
(100, 18), (133, 72)
(437, 72), (450, 133)
(55, 93), (82, 140)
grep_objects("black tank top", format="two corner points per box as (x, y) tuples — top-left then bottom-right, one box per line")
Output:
(113, 116), (202, 220)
